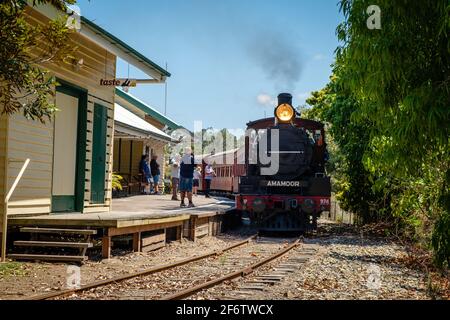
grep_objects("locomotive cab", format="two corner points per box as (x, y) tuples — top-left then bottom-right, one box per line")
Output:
(237, 93), (331, 233)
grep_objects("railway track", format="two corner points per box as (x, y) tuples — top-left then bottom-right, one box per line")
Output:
(159, 237), (301, 300)
(28, 235), (304, 300)
(187, 241), (319, 300)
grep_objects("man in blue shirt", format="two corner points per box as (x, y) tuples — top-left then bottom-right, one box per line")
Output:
(139, 154), (152, 195)
(179, 147), (195, 208)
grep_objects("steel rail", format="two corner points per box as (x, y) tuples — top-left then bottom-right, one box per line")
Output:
(160, 238), (301, 300)
(28, 234), (257, 300)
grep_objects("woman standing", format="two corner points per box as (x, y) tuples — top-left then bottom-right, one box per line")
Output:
(193, 166), (202, 196)
(150, 155), (161, 195)
(204, 163), (215, 198)
(171, 159), (180, 201)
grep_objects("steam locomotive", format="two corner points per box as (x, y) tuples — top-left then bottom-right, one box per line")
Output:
(201, 93), (331, 232)
(236, 93), (331, 232)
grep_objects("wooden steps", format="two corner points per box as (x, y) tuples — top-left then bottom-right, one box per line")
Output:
(8, 254), (88, 263)
(9, 227), (96, 263)
(14, 241), (93, 249)
(20, 227), (97, 235)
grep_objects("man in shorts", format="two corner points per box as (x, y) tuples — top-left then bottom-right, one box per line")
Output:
(179, 148), (195, 208)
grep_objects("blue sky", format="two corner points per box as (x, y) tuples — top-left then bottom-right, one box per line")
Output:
(77, 0), (343, 131)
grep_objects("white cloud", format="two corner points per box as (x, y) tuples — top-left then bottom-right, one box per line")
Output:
(297, 92), (310, 101)
(256, 94), (276, 107)
(313, 53), (326, 61)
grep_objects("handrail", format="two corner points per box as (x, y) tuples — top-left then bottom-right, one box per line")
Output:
(5, 159), (30, 203)
(1, 158), (30, 263)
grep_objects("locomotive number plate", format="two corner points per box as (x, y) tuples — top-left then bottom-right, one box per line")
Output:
(261, 180), (308, 187)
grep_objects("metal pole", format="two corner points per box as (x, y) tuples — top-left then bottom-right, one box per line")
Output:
(164, 62), (168, 116)
(1, 117), (8, 263)
(1, 206), (7, 263)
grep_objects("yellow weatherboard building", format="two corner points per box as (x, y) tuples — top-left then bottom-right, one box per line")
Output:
(0, 2), (170, 257)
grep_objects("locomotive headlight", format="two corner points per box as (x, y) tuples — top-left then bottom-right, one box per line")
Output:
(275, 104), (295, 122)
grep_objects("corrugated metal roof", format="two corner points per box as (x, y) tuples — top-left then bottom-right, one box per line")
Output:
(81, 16), (170, 78)
(116, 88), (182, 131)
(114, 103), (173, 142)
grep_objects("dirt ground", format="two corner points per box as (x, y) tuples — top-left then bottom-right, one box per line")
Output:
(0, 234), (246, 300)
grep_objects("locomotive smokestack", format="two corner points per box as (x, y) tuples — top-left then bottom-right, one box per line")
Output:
(278, 93), (293, 106)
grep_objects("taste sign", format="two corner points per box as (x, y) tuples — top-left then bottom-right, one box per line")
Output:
(99, 78), (137, 87)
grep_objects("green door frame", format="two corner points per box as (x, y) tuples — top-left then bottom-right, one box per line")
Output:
(52, 79), (87, 213)
(90, 103), (108, 204)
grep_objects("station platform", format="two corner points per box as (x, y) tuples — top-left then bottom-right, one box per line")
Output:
(8, 195), (237, 259)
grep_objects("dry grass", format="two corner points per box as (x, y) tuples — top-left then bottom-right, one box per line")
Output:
(395, 246), (449, 300)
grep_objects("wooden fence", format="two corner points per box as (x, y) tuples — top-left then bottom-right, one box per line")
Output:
(324, 200), (356, 225)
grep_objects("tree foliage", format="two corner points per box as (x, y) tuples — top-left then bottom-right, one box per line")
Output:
(306, 82), (390, 224)
(336, 0), (449, 175)
(308, 0), (449, 267)
(0, 0), (77, 122)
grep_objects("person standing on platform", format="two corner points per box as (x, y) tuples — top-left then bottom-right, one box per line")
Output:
(179, 147), (195, 208)
(150, 155), (161, 195)
(193, 166), (202, 196)
(171, 158), (180, 201)
(204, 163), (216, 198)
(139, 154), (152, 195)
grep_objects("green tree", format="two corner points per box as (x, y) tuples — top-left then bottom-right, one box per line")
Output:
(0, 0), (77, 122)
(195, 127), (239, 155)
(305, 82), (390, 224)
(334, 0), (449, 266)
